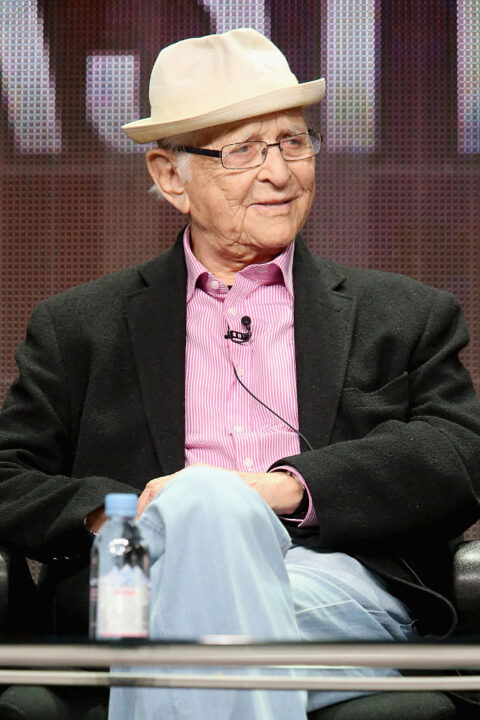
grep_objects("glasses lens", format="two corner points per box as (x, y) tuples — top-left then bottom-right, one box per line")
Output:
(222, 141), (264, 169)
(281, 133), (318, 160)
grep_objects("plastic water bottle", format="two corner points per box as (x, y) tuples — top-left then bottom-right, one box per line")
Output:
(89, 493), (150, 639)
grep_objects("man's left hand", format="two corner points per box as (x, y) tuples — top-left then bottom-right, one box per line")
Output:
(237, 470), (304, 514)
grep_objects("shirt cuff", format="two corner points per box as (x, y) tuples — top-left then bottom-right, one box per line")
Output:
(83, 516), (97, 536)
(271, 465), (319, 528)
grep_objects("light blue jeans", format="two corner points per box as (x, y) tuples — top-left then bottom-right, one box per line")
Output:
(108, 466), (416, 720)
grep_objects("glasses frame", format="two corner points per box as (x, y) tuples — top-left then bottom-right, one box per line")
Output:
(173, 129), (322, 170)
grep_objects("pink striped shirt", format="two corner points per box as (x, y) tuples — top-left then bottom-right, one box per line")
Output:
(183, 228), (317, 527)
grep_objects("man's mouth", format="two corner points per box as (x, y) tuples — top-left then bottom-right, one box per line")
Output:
(253, 198), (293, 207)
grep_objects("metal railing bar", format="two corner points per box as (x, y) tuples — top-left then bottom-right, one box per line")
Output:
(1, 643), (480, 669)
(1, 669), (480, 691)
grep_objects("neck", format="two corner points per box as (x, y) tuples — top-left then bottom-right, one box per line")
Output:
(189, 229), (284, 285)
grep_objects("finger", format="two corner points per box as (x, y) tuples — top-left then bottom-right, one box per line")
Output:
(136, 476), (171, 518)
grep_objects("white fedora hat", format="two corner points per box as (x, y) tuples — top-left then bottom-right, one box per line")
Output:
(122, 28), (325, 143)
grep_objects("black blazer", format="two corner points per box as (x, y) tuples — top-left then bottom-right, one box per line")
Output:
(1, 233), (480, 636)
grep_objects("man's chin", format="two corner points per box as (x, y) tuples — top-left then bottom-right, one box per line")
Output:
(250, 222), (298, 249)
(243, 236), (295, 262)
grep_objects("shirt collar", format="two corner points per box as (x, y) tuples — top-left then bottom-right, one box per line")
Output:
(183, 226), (295, 302)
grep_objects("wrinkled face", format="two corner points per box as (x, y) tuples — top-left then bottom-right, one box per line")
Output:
(183, 108), (316, 267)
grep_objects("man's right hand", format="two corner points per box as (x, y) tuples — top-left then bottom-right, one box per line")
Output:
(85, 505), (107, 534)
(136, 471), (180, 518)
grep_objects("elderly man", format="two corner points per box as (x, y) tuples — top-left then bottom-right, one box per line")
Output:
(1, 28), (480, 720)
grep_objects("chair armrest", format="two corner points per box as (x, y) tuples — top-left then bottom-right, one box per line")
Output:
(0, 548), (11, 632)
(0, 550), (47, 637)
(452, 539), (480, 633)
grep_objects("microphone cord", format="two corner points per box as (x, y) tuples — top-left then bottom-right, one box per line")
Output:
(233, 366), (314, 452)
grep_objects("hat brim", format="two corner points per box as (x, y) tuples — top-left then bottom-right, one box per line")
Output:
(122, 78), (325, 143)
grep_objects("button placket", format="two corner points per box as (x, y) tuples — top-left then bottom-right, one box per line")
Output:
(224, 274), (255, 469)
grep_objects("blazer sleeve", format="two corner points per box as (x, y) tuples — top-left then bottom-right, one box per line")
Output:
(0, 301), (135, 562)
(270, 289), (480, 551)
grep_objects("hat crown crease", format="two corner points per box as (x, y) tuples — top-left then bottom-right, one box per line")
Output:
(149, 29), (298, 123)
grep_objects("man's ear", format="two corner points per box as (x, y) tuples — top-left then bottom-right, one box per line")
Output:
(146, 148), (190, 214)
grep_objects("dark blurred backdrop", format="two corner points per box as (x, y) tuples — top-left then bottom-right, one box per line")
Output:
(1, 0), (479, 403)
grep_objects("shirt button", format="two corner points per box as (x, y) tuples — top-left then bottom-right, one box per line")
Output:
(228, 307), (238, 316)
(211, 280), (219, 290)
(233, 425), (244, 433)
(243, 458), (254, 468)
(236, 367), (244, 378)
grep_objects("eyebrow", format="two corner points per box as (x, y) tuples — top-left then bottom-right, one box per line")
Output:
(230, 126), (306, 144)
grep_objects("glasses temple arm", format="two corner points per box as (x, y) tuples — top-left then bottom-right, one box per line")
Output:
(175, 146), (222, 158)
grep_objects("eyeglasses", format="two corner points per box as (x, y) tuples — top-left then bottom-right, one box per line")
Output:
(173, 130), (322, 170)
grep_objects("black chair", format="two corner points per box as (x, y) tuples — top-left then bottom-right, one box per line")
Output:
(1, 543), (480, 720)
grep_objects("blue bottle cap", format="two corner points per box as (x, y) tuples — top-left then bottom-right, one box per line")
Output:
(104, 493), (138, 518)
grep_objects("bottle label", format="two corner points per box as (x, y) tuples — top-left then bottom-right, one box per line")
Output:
(97, 565), (150, 638)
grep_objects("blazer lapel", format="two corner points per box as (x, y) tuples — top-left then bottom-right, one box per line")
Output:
(293, 239), (356, 450)
(125, 234), (187, 475)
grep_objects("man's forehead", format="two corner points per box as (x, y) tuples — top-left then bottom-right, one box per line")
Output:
(197, 108), (306, 147)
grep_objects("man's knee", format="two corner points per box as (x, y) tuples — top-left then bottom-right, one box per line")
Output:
(147, 465), (268, 526)
(139, 466), (291, 564)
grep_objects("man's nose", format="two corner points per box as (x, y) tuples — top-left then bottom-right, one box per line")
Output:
(257, 144), (290, 184)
